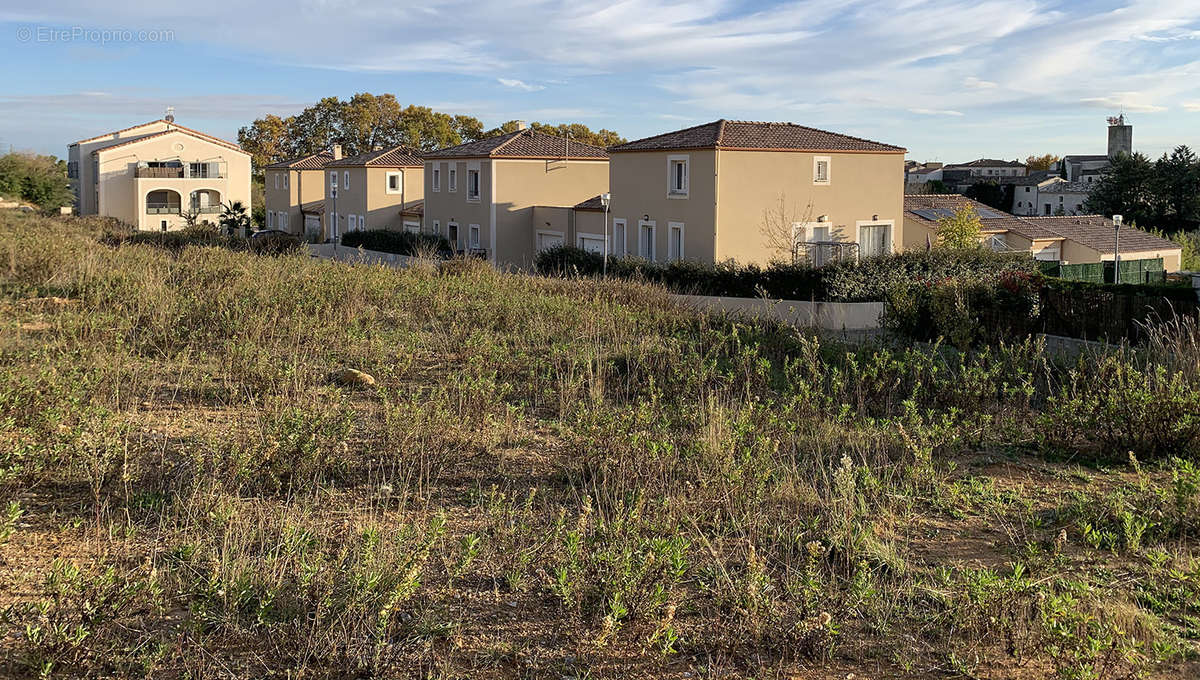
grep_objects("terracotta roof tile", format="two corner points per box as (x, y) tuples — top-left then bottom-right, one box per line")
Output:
(265, 151), (334, 170)
(609, 119), (904, 153)
(573, 194), (607, 211)
(425, 130), (609, 159)
(1022, 216), (1177, 254)
(326, 145), (424, 168)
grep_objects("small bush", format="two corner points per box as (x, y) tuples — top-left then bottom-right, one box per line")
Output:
(340, 229), (452, 258)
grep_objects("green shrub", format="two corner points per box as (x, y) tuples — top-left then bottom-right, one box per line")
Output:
(340, 229), (452, 258)
(535, 246), (1036, 302)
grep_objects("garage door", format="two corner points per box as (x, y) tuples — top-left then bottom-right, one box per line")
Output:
(578, 236), (605, 254)
(537, 232), (564, 251)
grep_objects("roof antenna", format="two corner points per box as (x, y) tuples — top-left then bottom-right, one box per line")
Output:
(164, 106), (175, 124)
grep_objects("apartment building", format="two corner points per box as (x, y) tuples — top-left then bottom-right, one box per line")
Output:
(422, 126), (609, 267)
(263, 147), (336, 238)
(67, 118), (251, 231)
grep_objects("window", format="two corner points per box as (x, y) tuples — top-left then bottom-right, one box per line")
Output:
(404, 221), (420, 234)
(813, 156), (831, 185)
(433, 219), (440, 235)
(386, 171), (403, 194)
(279, 212), (288, 231)
(274, 174), (280, 190)
(447, 222), (459, 249)
(469, 224), (481, 249)
(667, 222), (684, 261)
(283, 174), (289, 190)
(329, 171), (338, 189)
(1044, 204), (1051, 215)
(1024, 186), (1031, 193)
(612, 219), (626, 257)
(67, 161), (78, 179)
(432, 166), (441, 192)
(448, 167), (457, 192)
(639, 221), (656, 260)
(347, 213), (356, 232)
(467, 169), (480, 201)
(858, 222), (892, 258)
(189, 162), (218, 178)
(358, 215), (365, 231)
(667, 155), (688, 197)
(268, 211), (275, 227)
(343, 171), (350, 190)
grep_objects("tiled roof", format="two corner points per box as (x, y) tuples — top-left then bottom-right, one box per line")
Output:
(326, 145), (424, 168)
(71, 119), (164, 146)
(1063, 154), (1110, 162)
(90, 127), (247, 155)
(401, 200), (424, 216)
(1040, 180), (1093, 194)
(300, 200), (324, 214)
(574, 194), (608, 211)
(902, 194), (1057, 238)
(424, 130), (609, 159)
(609, 120), (904, 153)
(1022, 216), (1177, 255)
(946, 158), (1026, 168)
(265, 151), (334, 170)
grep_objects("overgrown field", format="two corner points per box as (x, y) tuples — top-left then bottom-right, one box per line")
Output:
(3, 211), (1200, 679)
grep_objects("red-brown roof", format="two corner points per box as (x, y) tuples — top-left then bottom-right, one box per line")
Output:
(401, 200), (424, 216)
(609, 120), (905, 153)
(326, 145), (424, 168)
(91, 127), (246, 155)
(424, 129), (609, 160)
(70, 119), (165, 146)
(1022, 216), (1177, 254)
(573, 195), (607, 211)
(264, 151), (334, 170)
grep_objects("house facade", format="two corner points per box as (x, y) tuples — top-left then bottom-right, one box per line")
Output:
(323, 145), (424, 242)
(68, 119), (251, 231)
(943, 159), (1028, 178)
(606, 120), (905, 266)
(422, 127), (609, 267)
(263, 147), (336, 238)
(903, 194), (1181, 270)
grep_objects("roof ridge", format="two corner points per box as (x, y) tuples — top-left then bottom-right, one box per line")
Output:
(490, 129), (528, 154)
(71, 119), (165, 146)
(91, 127), (248, 156)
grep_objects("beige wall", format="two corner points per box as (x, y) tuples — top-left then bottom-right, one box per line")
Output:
(93, 130), (251, 231)
(70, 121), (172, 216)
(714, 150), (905, 265)
(264, 168), (326, 235)
(609, 150), (717, 262)
(321, 165), (423, 240)
(423, 157), (608, 268)
(1061, 240), (1182, 272)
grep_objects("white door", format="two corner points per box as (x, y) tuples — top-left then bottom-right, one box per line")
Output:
(859, 225), (890, 258)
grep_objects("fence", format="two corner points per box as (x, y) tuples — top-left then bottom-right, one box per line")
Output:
(1043, 258), (1165, 284)
(1038, 281), (1200, 343)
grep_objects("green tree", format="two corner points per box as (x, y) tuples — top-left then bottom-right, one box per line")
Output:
(964, 181), (1008, 212)
(237, 114), (291, 175)
(483, 120), (626, 148)
(287, 96), (346, 157)
(1154, 145), (1200, 229)
(0, 152), (72, 209)
(220, 200), (252, 236)
(935, 204), (983, 249)
(1084, 152), (1157, 227)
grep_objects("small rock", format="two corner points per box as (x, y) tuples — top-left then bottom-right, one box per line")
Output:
(331, 368), (376, 388)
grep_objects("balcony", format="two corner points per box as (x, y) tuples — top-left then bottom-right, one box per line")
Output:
(135, 163), (226, 180)
(146, 205), (181, 215)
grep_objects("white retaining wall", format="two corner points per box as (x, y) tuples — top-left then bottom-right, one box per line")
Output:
(306, 243), (416, 269)
(671, 294), (884, 330)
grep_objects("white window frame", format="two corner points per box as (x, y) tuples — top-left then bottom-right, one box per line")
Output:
(283, 173), (289, 190)
(433, 219), (441, 235)
(343, 171), (350, 190)
(576, 232), (606, 255)
(536, 229), (565, 252)
(448, 166), (457, 192)
(267, 210), (275, 228)
(638, 220), (657, 261)
(667, 154), (689, 198)
(358, 215), (365, 231)
(612, 218), (627, 257)
(447, 221), (459, 248)
(667, 221), (684, 261)
(813, 156), (831, 185)
(279, 212), (288, 231)
(347, 213), (356, 232)
(403, 220), (420, 234)
(274, 173), (280, 190)
(855, 220), (894, 258)
(329, 171), (338, 189)
(430, 163), (440, 192)
(469, 224), (481, 249)
(386, 171), (403, 194)
(467, 162), (481, 202)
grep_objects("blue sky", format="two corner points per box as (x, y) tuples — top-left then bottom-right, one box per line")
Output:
(2, 0), (1199, 162)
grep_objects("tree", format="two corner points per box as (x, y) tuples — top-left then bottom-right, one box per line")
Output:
(1154, 145), (1200, 230)
(287, 97), (346, 157)
(936, 205), (983, 249)
(0, 152), (72, 210)
(964, 181), (1008, 212)
(483, 120), (627, 148)
(1084, 152), (1157, 227)
(237, 114), (291, 174)
(1025, 154), (1060, 172)
(758, 193), (816, 261)
(220, 200), (252, 236)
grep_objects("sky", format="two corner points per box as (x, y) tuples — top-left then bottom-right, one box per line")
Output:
(2, 0), (1199, 163)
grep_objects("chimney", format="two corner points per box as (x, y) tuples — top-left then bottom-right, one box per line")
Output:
(1107, 114), (1132, 158)
(515, 120), (527, 131)
(332, 144), (342, 160)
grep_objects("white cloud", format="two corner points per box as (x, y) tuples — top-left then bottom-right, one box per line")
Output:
(1079, 93), (1168, 113)
(964, 77), (998, 90)
(909, 108), (965, 117)
(497, 78), (545, 92)
(1184, 101), (1200, 112)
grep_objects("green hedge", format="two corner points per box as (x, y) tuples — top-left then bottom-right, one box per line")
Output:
(340, 230), (453, 258)
(534, 246), (1039, 302)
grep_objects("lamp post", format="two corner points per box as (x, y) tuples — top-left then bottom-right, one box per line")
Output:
(1112, 214), (1123, 284)
(601, 192), (611, 277)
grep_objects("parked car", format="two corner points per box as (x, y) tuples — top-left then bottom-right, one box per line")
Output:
(251, 229), (288, 239)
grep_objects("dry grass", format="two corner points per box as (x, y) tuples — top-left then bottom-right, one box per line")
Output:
(1, 211), (1199, 679)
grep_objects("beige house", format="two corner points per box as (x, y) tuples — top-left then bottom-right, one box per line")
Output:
(903, 194), (1181, 271)
(263, 148), (335, 239)
(606, 120), (906, 266)
(322, 146), (424, 242)
(422, 127), (609, 267)
(68, 119), (251, 231)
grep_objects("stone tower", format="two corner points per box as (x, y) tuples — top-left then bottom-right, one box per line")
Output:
(1107, 114), (1132, 158)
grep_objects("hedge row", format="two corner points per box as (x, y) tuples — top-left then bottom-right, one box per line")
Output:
(340, 230), (453, 258)
(533, 245), (1039, 302)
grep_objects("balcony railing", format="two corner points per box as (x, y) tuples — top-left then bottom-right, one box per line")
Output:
(793, 240), (859, 267)
(196, 204), (222, 214)
(146, 205), (181, 214)
(136, 165), (226, 179)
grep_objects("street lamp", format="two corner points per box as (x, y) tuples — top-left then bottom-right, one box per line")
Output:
(600, 192), (611, 277)
(1112, 214), (1123, 284)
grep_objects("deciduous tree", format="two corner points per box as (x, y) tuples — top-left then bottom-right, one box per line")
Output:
(936, 205), (983, 249)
